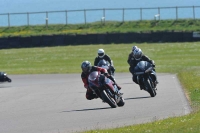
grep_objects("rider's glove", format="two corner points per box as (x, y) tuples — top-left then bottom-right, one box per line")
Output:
(104, 72), (109, 77)
(151, 60), (156, 67)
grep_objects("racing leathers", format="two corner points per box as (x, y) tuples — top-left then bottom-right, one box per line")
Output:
(94, 54), (115, 74)
(127, 52), (155, 84)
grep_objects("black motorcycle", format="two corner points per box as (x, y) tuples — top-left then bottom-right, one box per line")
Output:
(134, 61), (157, 97)
(97, 59), (115, 77)
(0, 72), (12, 83)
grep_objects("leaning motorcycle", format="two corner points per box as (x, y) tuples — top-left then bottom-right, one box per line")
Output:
(134, 61), (157, 97)
(0, 72), (12, 83)
(97, 59), (115, 77)
(88, 71), (125, 108)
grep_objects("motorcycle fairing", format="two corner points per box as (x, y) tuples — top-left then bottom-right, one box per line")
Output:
(134, 61), (152, 73)
(104, 77), (115, 93)
(98, 59), (111, 68)
(97, 59), (114, 76)
(88, 71), (101, 87)
(88, 71), (114, 91)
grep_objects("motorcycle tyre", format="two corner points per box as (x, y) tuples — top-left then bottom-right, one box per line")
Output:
(117, 97), (125, 107)
(144, 79), (156, 97)
(7, 78), (12, 82)
(101, 90), (117, 108)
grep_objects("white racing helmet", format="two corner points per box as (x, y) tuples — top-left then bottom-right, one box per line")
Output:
(98, 49), (105, 58)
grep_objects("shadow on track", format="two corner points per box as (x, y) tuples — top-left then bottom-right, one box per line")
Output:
(124, 96), (150, 100)
(62, 107), (111, 112)
(0, 85), (11, 88)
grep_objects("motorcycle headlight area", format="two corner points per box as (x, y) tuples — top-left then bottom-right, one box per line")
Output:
(145, 67), (153, 73)
(88, 71), (99, 81)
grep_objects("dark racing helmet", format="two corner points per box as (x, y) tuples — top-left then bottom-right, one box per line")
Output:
(81, 61), (92, 73)
(133, 48), (143, 60)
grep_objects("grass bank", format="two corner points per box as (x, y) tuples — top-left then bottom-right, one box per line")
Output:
(0, 42), (199, 133)
(0, 19), (200, 37)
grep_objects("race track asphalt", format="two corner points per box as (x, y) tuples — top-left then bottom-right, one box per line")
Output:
(0, 73), (191, 133)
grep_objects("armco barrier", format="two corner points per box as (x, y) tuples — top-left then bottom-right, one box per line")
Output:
(0, 31), (199, 49)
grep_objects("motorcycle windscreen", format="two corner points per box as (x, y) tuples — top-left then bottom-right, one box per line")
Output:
(135, 61), (151, 72)
(98, 59), (110, 70)
(100, 65), (109, 70)
(88, 71), (100, 87)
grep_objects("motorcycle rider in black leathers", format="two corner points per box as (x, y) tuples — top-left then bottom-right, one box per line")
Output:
(127, 47), (158, 89)
(127, 46), (140, 67)
(94, 49), (115, 74)
(81, 61), (121, 100)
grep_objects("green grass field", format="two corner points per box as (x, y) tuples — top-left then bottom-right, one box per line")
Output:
(0, 42), (199, 133)
(0, 19), (200, 37)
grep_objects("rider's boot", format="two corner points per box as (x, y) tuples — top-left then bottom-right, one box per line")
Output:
(155, 80), (159, 84)
(139, 84), (145, 90)
(115, 83), (121, 90)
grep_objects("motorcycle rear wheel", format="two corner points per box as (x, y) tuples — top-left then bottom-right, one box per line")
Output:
(101, 90), (117, 108)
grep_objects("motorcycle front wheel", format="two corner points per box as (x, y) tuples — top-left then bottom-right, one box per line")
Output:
(7, 78), (12, 82)
(101, 90), (117, 108)
(144, 79), (156, 97)
(117, 97), (125, 107)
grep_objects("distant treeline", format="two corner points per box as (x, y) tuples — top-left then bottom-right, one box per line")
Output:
(0, 31), (199, 49)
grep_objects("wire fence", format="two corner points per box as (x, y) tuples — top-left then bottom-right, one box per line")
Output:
(0, 6), (200, 27)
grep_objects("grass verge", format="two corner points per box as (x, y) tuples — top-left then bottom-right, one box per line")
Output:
(0, 19), (200, 37)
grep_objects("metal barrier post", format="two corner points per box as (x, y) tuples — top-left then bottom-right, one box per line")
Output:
(122, 8), (124, 22)
(193, 6), (195, 20)
(46, 11), (48, 28)
(27, 12), (29, 26)
(65, 10), (68, 25)
(101, 17), (105, 24)
(8, 13), (10, 28)
(84, 9), (86, 24)
(103, 8), (105, 24)
(158, 7), (160, 20)
(45, 18), (48, 28)
(176, 6), (178, 20)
